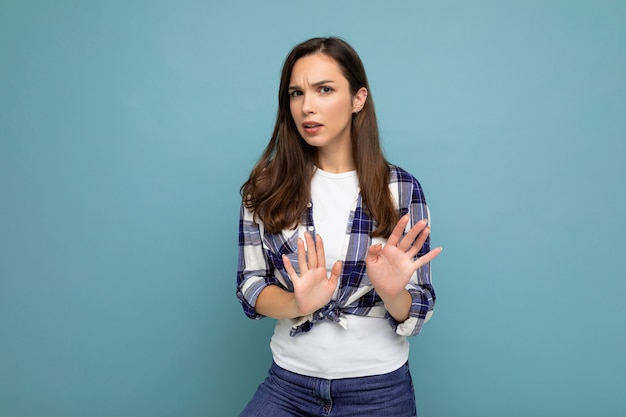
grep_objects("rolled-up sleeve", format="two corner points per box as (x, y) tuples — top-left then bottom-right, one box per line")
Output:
(236, 203), (275, 320)
(388, 169), (437, 336)
(394, 269), (436, 336)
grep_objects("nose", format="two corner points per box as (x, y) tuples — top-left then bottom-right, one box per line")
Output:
(301, 94), (315, 114)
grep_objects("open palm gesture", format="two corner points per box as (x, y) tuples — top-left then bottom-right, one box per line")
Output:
(366, 214), (441, 301)
(282, 233), (342, 316)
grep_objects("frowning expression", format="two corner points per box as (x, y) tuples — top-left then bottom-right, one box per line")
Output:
(289, 54), (366, 153)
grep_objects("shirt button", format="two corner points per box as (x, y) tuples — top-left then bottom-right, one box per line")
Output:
(307, 202), (312, 208)
(308, 226), (314, 232)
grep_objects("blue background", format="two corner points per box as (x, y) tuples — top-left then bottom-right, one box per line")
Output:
(1, 1), (624, 416)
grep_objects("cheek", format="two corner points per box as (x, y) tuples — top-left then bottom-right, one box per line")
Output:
(289, 102), (299, 121)
(289, 103), (304, 134)
(327, 97), (354, 121)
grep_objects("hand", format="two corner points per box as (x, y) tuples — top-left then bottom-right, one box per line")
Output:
(366, 214), (442, 302)
(282, 233), (341, 316)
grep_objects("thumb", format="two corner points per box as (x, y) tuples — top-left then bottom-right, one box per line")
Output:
(367, 243), (383, 258)
(329, 260), (342, 284)
(282, 254), (297, 278)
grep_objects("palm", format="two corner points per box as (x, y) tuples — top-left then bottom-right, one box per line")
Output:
(366, 215), (440, 300)
(283, 232), (341, 316)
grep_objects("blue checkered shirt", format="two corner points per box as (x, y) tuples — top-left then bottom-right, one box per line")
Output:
(236, 165), (436, 337)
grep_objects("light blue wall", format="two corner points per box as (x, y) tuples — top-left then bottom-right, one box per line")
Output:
(1, 1), (624, 416)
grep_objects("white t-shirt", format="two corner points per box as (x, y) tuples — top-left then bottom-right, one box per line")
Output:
(270, 168), (408, 379)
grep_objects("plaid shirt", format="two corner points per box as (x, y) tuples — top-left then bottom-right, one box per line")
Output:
(236, 165), (435, 337)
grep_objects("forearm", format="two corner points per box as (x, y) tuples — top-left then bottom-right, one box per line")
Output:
(380, 289), (412, 323)
(255, 285), (301, 319)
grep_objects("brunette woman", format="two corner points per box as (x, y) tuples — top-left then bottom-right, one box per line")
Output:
(237, 36), (442, 417)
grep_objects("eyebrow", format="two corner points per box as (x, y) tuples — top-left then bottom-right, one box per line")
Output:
(288, 80), (336, 91)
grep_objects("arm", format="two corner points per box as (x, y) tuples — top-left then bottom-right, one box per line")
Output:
(254, 285), (300, 319)
(236, 202), (278, 319)
(366, 170), (441, 336)
(366, 215), (441, 323)
(236, 202), (340, 320)
(258, 232), (341, 319)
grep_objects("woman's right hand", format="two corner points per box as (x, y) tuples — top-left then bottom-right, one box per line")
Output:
(283, 232), (341, 317)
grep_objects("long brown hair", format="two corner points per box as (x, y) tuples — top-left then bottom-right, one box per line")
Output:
(241, 37), (397, 238)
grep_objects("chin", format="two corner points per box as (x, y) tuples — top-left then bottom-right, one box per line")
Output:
(301, 137), (328, 148)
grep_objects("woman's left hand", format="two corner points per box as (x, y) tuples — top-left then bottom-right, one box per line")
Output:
(365, 214), (442, 302)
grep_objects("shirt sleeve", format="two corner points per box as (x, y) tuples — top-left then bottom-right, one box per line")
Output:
(236, 202), (276, 320)
(388, 171), (437, 336)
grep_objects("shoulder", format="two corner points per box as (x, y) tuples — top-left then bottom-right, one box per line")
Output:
(387, 164), (428, 211)
(388, 164), (423, 190)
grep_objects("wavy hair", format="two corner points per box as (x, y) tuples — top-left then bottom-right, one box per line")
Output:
(241, 37), (397, 238)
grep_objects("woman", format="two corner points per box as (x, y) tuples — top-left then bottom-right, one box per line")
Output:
(237, 37), (442, 417)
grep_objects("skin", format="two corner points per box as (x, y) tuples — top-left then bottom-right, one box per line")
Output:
(255, 53), (443, 322)
(288, 53), (367, 173)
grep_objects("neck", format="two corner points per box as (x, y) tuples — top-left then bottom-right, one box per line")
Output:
(316, 151), (355, 173)
(316, 139), (355, 173)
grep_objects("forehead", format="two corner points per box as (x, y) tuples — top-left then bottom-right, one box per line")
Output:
(290, 53), (346, 84)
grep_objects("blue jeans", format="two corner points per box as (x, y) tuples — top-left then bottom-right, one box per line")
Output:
(239, 361), (417, 417)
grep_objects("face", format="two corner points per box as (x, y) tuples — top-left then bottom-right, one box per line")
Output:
(288, 54), (367, 154)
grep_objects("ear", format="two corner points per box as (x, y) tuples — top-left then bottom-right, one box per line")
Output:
(352, 87), (368, 113)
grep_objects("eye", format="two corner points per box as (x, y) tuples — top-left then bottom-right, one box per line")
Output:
(319, 86), (333, 94)
(289, 90), (303, 97)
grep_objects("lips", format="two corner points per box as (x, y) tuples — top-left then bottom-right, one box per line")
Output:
(302, 121), (323, 134)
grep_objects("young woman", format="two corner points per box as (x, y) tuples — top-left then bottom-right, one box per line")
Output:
(236, 37), (442, 417)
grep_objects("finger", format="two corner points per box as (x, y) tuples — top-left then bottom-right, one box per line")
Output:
(367, 243), (383, 258)
(304, 232), (317, 269)
(365, 244), (382, 268)
(282, 254), (298, 278)
(315, 234), (326, 270)
(297, 238), (308, 273)
(329, 260), (342, 285)
(406, 225), (431, 257)
(399, 219), (429, 252)
(412, 246), (443, 268)
(387, 214), (410, 247)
